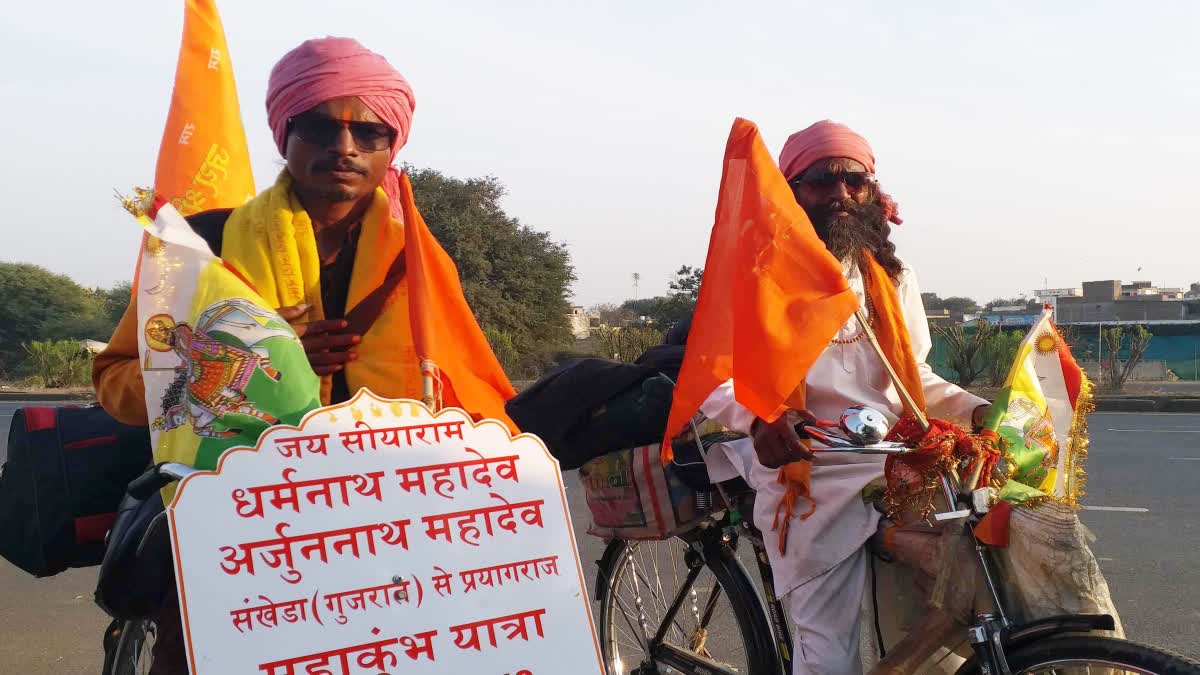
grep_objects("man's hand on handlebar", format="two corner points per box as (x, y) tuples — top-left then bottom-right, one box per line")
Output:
(749, 409), (817, 468)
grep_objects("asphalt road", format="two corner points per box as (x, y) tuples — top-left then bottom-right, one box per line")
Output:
(0, 404), (1196, 673)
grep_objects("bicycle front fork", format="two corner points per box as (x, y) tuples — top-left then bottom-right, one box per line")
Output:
(968, 614), (1013, 675)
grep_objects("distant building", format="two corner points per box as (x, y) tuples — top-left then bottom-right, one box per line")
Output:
(925, 308), (955, 327)
(80, 339), (108, 354)
(564, 306), (597, 339)
(1034, 287), (1083, 300)
(1055, 278), (1192, 323)
(1035, 287), (1082, 315)
(979, 301), (1042, 327)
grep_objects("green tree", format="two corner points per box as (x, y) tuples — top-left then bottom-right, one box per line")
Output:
(0, 263), (112, 375)
(942, 296), (981, 315)
(922, 293), (979, 315)
(97, 281), (133, 326)
(618, 266), (704, 328)
(407, 167), (576, 377)
(985, 296), (1030, 310)
(1101, 325), (1153, 393)
(668, 265), (703, 300)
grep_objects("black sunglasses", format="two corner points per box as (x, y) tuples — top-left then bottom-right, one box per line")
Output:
(286, 114), (396, 152)
(789, 171), (876, 191)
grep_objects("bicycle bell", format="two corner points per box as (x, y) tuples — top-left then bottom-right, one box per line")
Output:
(839, 406), (889, 445)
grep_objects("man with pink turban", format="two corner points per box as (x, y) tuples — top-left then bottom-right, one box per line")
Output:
(94, 37), (442, 675)
(700, 120), (989, 674)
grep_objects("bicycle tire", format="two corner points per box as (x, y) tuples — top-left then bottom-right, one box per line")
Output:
(595, 538), (783, 675)
(106, 618), (157, 675)
(956, 635), (1200, 675)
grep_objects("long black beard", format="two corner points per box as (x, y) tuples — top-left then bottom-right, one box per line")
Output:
(808, 199), (888, 267)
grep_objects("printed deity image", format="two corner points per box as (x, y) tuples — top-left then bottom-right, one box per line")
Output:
(145, 299), (296, 438)
(133, 200), (321, 475)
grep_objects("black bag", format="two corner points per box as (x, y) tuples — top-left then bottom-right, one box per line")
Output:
(0, 404), (151, 577)
(506, 358), (680, 470)
(94, 478), (174, 620)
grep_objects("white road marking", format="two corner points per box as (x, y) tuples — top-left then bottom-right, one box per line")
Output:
(1093, 412), (1200, 416)
(1104, 428), (1200, 433)
(1170, 457), (1200, 461)
(1081, 506), (1150, 513)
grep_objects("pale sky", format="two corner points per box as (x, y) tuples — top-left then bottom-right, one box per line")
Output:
(2, 1), (1197, 307)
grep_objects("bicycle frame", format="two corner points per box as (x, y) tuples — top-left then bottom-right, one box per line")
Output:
(716, 414), (1120, 675)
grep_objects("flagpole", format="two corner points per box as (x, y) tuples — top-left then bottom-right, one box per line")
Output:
(854, 309), (930, 433)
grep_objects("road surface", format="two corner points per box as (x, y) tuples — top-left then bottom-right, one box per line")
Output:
(1, 404), (1196, 672)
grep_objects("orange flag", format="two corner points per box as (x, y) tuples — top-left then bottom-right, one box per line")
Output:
(974, 500), (1012, 547)
(662, 117), (858, 453)
(395, 173), (519, 432)
(154, 0), (255, 215)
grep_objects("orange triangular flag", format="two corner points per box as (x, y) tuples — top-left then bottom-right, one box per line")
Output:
(974, 500), (1013, 547)
(662, 118), (858, 453)
(396, 173), (518, 433)
(154, 0), (255, 214)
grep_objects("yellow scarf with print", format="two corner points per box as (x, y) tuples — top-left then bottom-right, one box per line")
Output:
(220, 171), (421, 404)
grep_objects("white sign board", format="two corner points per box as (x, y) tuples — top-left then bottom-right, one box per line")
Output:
(168, 389), (604, 675)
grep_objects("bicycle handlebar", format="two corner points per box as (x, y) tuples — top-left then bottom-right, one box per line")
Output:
(126, 462), (200, 500)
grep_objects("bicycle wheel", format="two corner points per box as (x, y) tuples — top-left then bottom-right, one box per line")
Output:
(106, 618), (157, 675)
(595, 537), (782, 674)
(958, 636), (1200, 675)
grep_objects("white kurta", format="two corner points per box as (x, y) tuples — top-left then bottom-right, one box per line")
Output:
(700, 259), (987, 598)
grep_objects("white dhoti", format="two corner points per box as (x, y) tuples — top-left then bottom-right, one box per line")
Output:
(706, 438), (883, 675)
(785, 547), (870, 675)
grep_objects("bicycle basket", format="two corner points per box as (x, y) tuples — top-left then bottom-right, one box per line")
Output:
(578, 422), (731, 540)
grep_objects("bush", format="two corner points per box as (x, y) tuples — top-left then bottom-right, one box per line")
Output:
(982, 330), (1024, 387)
(594, 326), (664, 363)
(22, 339), (94, 388)
(483, 327), (520, 377)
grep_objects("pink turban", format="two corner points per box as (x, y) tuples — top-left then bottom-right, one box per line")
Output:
(267, 37), (415, 218)
(778, 120), (903, 225)
(778, 120), (875, 181)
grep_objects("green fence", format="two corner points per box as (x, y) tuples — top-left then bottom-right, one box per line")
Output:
(928, 323), (1200, 382)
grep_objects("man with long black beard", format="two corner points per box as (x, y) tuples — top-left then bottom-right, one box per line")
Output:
(701, 120), (990, 675)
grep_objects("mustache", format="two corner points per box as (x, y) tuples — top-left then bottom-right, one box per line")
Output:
(312, 158), (367, 174)
(809, 199), (871, 221)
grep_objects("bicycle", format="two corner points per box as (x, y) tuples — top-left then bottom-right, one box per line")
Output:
(592, 406), (1200, 675)
(99, 462), (197, 675)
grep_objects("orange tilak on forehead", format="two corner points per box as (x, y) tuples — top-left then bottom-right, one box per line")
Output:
(311, 96), (384, 124)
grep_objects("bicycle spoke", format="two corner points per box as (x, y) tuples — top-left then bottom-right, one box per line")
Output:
(697, 580), (724, 629)
(612, 575), (650, 650)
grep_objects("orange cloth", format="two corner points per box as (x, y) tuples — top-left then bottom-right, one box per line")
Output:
(974, 500), (1013, 547)
(662, 118), (858, 452)
(94, 305), (148, 425)
(859, 250), (925, 414)
(396, 173), (518, 432)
